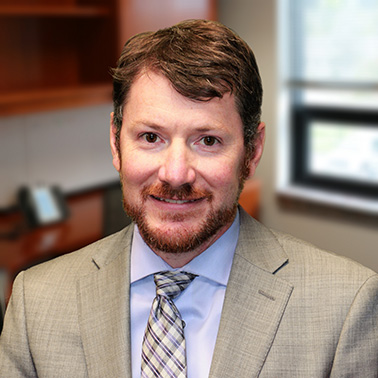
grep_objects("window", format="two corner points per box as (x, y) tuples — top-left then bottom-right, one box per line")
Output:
(278, 0), (378, 211)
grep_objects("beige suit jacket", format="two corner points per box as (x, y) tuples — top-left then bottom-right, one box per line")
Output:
(1, 209), (378, 377)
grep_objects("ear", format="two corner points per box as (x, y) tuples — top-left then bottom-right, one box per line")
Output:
(247, 122), (266, 178)
(110, 112), (121, 172)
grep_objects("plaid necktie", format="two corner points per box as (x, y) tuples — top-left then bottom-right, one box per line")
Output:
(141, 271), (197, 378)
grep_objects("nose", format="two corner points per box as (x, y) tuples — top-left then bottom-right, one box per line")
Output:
(158, 141), (196, 188)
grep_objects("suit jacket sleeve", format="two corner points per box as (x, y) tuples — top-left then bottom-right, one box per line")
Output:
(0, 271), (37, 377)
(330, 273), (378, 377)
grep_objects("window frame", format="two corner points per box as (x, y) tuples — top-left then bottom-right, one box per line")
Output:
(291, 105), (378, 199)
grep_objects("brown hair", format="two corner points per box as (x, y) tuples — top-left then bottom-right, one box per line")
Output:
(111, 19), (263, 156)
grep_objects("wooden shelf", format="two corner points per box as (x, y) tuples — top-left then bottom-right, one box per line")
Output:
(0, 84), (113, 116)
(0, 0), (217, 116)
(0, 5), (110, 17)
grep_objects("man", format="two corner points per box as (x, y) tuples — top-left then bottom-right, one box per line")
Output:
(1, 19), (377, 378)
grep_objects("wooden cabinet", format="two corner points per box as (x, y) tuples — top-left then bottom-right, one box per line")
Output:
(0, 0), (217, 116)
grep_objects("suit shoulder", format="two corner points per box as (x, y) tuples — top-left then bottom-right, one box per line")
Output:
(22, 225), (132, 283)
(270, 228), (377, 280)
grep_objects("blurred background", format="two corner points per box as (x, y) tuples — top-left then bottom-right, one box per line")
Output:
(1, 0), (378, 320)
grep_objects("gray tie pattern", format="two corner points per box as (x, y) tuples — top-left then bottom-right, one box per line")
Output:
(141, 271), (197, 378)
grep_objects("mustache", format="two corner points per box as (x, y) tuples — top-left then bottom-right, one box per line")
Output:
(142, 182), (213, 201)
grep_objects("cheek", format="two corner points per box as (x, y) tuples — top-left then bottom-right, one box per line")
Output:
(120, 151), (158, 187)
(202, 160), (242, 193)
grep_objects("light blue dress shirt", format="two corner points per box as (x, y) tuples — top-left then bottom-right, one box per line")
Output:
(130, 211), (240, 378)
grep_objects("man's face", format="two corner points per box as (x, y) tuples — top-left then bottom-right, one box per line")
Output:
(110, 71), (264, 264)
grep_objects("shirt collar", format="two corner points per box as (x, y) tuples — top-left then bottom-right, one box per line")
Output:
(130, 211), (240, 286)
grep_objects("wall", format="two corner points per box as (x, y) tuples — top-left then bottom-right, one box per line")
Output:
(219, 0), (378, 272)
(0, 103), (118, 209)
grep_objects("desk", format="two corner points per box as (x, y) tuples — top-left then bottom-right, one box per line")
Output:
(239, 179), (261, 220)
(0, 189), (105, 301)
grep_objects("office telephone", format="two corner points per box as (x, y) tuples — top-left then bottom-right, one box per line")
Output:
(18, 185), (69, 227)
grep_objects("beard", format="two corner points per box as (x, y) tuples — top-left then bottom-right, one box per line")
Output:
(120, 153), (251, 254)
(122, 182), (238, 253)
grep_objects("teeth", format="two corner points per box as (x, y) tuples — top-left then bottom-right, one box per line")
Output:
(162, 198), (190, 204)
(153, 196), (197, 204)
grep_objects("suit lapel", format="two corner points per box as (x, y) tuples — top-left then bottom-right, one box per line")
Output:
(209, 210), (294, 377)
(77, 227), (133, 377)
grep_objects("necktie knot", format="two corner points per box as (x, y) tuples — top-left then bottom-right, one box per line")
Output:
(154, 271), (197, 300)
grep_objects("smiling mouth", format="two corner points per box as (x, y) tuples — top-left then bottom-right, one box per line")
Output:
(151, 195), (202, 204)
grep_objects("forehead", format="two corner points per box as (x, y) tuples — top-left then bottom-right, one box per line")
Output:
(123, 71), (243, 132)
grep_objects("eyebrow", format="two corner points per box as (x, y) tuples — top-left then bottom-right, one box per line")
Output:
(130, 121), (164, 131)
